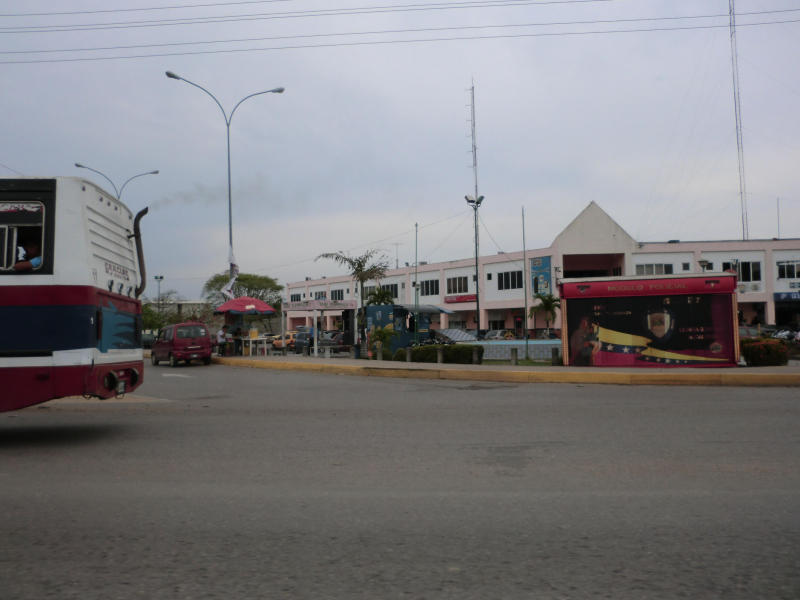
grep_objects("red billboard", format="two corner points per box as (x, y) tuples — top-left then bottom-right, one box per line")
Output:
(560, 275), (739, 367)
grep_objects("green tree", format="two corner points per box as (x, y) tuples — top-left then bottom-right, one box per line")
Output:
(369, 325), (397, 359)
(366, 286), (395, 306)
(529, 292), (561, 336)
(141, 302), (165, 331)
(316, 250), (389, 351)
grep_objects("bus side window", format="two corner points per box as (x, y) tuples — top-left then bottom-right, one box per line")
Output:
(0, 201), (46, 273)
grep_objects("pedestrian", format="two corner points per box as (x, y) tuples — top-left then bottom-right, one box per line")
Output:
(216, 325), (229, 356)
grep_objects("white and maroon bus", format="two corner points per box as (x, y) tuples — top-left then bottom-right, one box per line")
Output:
(0, 177), (148, 411)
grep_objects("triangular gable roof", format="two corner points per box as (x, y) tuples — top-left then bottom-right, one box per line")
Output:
(551, 201), (637, 254)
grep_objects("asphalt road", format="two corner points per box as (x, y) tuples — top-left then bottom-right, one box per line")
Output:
(1, 364), (798, 599)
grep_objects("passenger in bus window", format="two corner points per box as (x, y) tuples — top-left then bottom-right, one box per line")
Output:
(13, 241), (42, 272)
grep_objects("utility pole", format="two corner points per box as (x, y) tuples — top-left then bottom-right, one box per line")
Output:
(522, 207), (529, 360)
(154, 275), (164, 317)
(729, 0), (749, 240)
(465, 82), (484, 337)
(414, 223), (419, 346)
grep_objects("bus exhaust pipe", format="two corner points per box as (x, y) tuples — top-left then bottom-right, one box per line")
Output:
(131, 207), (149, 298)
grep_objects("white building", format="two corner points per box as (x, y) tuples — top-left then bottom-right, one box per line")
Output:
(286, 203), (800, 334)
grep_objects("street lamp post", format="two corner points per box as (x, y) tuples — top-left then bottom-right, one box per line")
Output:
(165, 70), (284, 279)
(465, 194), (484, 337)
(154, 275), (164, 316)
(74, 163), (159, 200)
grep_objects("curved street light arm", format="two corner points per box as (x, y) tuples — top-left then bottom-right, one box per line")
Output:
(75, 163), (119, 198)
(118, 170), (159, 200)
(172, 75), (230, 124)
(229, 87), (285, 125)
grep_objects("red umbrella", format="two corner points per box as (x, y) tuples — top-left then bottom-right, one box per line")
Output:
(214, 296), (275, 315)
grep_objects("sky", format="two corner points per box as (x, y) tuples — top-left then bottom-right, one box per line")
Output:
(2, 0), (799, 300)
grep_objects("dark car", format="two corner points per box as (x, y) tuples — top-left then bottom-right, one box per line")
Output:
(151, 322), (213, 367)
(319, 331), (350, 353)
(141, 330), (156, 349)
(294, 332), (314, 354)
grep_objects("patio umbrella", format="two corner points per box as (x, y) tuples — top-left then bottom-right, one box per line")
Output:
(214, 296), (275, 315)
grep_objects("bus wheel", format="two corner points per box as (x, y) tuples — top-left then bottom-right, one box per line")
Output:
(151, 353), (159, 366)
(169, 354), (178, 368)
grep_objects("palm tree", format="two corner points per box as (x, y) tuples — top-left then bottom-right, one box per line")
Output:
(529, 293), (561, 337)
(316, 250), (389, 352)
(366, 286), (394, 306)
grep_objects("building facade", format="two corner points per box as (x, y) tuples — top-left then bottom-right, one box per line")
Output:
(286, 203), (800, 334)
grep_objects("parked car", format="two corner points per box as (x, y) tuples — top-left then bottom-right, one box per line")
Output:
(151, 322), (213, 367)
(484, 329), (515, 340)
(772, 328), (798, 340)
(319, 331), (350, 353)
(294, 332), (314, 354)
(272, 331), (298, 350)
(141, 330), (155, 349)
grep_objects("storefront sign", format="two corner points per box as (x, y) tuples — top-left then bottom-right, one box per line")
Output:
(530, 256), (552, 294)
(286, 299), (357, 311)
(444, 294), (477, 304)
(774, 292), (800, 301)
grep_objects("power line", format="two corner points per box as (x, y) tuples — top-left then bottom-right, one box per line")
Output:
(3, 16), (798, 66)
(3, 11), (765, 56)
(1, 0), (293, 18)
(0, 1), (613, 34)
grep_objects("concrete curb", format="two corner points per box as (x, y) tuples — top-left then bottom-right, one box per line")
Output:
(212, 356), (800, 387)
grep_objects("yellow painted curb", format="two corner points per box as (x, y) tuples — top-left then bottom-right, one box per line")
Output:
(212, 357), (800, 387)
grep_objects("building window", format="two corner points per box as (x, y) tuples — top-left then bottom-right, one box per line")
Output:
(488, 319), (505, 330)
(363, 285), (376, 297)
(314, 291), (327, 300)
(635, 263), (674, 276)
(419, 279), (439, 296)
(447, 276), (468, 294)
(290, 293), (301, 302)
(682, 262), (691, 271)
(777, 261), (799, 279)
(723, 261), (761, 282)
(330, 289), (344, 301)
(497, 270), (523, 290)
(383, 283), (399, 299)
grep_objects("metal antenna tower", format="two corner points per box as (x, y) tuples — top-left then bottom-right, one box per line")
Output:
(466, 82), (483, 335)
(729, 0), (749, 240)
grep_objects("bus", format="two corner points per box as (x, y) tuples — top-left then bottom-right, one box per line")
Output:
(0, 177), (148, 411)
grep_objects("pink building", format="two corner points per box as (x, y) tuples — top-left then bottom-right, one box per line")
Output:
(286, 203), (800, 334)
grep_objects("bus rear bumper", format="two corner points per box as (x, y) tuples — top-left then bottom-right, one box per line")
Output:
(0, 362), (143, 412)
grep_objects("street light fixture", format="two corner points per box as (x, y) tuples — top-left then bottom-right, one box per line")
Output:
(74, 163), (159, 200)
(165, 70), (284, 279)
(154, 275), (164, 316)
(465, 194), (484, 337)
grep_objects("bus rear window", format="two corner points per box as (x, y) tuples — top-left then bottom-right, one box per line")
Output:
(0, 201), (45, 274)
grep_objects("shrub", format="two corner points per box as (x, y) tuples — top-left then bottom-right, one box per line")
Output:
(410, 345), (438, 363)
(740, 338), (789, 366)
(444, 344), (483, 364)
(392, 344), (484, 364)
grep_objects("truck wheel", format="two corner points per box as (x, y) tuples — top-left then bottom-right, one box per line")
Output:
(169, 353), (178, 368)
(151, 353), (159, 366)
(203, 356), (211, 365)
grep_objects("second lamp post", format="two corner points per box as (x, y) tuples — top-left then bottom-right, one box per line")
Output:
(165, 71), (284, 278)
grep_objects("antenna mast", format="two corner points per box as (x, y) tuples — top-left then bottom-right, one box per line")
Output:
(729, 0), (749, 240)
(470, 82), (479, 200)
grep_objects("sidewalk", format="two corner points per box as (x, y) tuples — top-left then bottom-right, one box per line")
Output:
(211, 352), (800, 387)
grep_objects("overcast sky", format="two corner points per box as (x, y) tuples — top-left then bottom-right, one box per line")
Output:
(3, 0), (799, 300)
